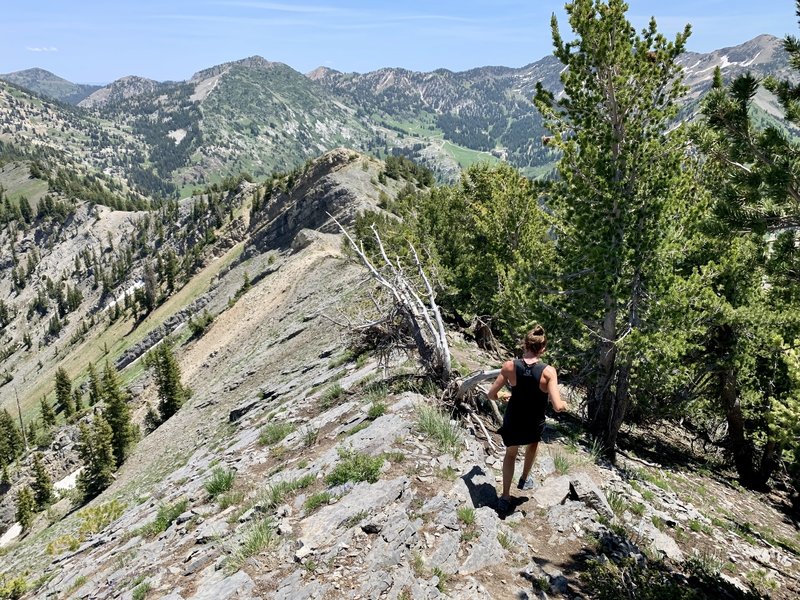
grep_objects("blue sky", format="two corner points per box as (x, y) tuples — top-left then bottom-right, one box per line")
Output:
(0, 0), (793, 83)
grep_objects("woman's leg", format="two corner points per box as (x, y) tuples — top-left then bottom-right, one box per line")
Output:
(501, 445), (519, 499)
(520, 442), (539, 482)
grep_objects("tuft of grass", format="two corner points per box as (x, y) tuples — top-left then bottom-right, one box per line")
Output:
(302, 426), (319, 448)
(497, 530), (513, 550)
(606, 490), (628, 516)
(218, 490), (245, 510)
(325, 447), (384, 486)
(259, 422), (295, 446)
(552, 449), (572, 475)
(138, 499), (189, 538)
(629, 502), (646, 517)
(228, 517), (276, 570)
(432, 566), (448, 592)
(457, 506), (476, 526)
(345, 421), (370, 436)
(304, 491), (332, 513)
(651, 515), (666, 531)
(587, 437), (605, 462)
(367, 401), (387, 419)
(383, 450), (406, 463)
(132, 581), (151, 600)
(259, 474), (315, 511)
(320, 383), (344, 409)
(303, 559), (317, 573)
(411, 552), (425, 576)
(342, 509), (369, 529)
(364, 382), (388, 404)
(689, 519), (712, 535)
(65, 575), (87, 595)
(205, 467), (235, 498)
(414, 404), (462, 457)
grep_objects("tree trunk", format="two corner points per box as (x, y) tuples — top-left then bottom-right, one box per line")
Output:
(588, 296), (617, 440)
(721, 367), (759, 486)
(604, 360), (632, 460)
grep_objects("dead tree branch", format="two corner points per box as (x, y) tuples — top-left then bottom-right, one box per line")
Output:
(331, 215), (452, 383)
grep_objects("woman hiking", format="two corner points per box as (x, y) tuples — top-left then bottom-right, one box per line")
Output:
(487, 324), (568, 513)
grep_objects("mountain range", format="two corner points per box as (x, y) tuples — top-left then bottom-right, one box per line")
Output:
(0, 33), (791, 199)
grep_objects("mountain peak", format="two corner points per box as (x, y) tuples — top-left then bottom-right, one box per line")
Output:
(306, 66), (341, 81)
(190, 55), (284, 83)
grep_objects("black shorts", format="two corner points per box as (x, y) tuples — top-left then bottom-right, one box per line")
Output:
(499, 418), (546, 447)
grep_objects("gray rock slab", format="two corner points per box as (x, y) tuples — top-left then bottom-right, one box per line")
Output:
(547, 500), (601, 534)
(459, 507), (507, 574)
(534, 455), (556, 479)
(639, 521), (684, 561)
(569, 472), (613, 519)
(428, 530), (461, 574)
(192, 570), (255, 600)
(532, 475), (571, 508)
(194, 519), (231, 544)
(274, 571), (331, 600)
(296, 477), (407, 556)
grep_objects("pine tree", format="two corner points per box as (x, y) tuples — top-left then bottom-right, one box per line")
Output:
(76, 416), (115, 500)
(73, 389), (84, 414)
(102, 362), (134, 468)
(16, 485), (35, 530)
(54, 367), (74, 418)
(533, 0), (700, 455)
(0, 409), (23, 467)
(31, 452), (53, 510)
(147, 343), (188, 422)
(87, 362), (102, 405)
(695, 3), (800, 488)
(40, 396), (56, 427)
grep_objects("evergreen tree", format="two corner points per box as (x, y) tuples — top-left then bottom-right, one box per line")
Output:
(40, 396), (56, 427)
(87, 362), (102, 405)
(102, 362), (134, 468)
(54, 367), (74, 418)
(15, 485), (34, 530)
(73, 389), (84, 414)
(1, 465), (10, 490)
(0, 409), (23, 467)
(533, 0), (700, 455)
(76, 416), (115, 500)
(147, 343), (188, 422)
(31, 452), (53, 510)
(695, 4), (800, 487)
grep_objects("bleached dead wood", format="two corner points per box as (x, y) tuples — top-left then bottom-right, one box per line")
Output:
(331, 215), (451, 382)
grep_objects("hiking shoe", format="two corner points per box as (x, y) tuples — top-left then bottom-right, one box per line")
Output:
(517, 475), (537, 490)
(497, 497), (511, 513)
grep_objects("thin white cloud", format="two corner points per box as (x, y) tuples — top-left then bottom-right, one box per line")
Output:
(25, 46), (58, 52)
(210, 1), (339, 13)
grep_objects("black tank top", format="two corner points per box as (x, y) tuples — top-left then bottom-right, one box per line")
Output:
(505, 359), (549, 425)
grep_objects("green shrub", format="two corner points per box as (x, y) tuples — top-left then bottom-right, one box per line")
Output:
(457, 506), (476, 525)
(259, 422), (294, 446)
(320, 383), (344, 409)
(583, 558), (702, 600)
(137, 499), (188, 537)
(131, 581), (151, 600)
(205, 467), (235, 498)
(303, 491), (332, 512)
(367, 401), (387, 419)
(325, 448), (384, 486)
(0, 575), (27, 600)
(258, 474), (315, 510)
(414, 404), (462, 456)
